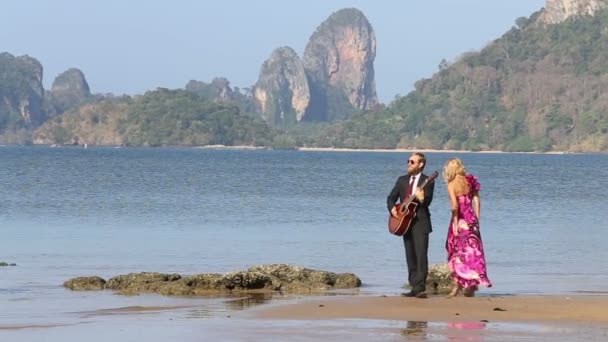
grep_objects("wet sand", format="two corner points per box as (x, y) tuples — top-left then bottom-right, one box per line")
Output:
(246, 294), (608, 340)
(3, 295), (608, 340)
(0, 323), (79, 331)
(254, 294), (608, 323)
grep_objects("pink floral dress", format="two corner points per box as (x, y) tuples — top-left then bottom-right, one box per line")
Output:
(445, 174), (492, 290)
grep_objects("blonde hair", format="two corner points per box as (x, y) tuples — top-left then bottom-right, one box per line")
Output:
(443, 158), (467, 183)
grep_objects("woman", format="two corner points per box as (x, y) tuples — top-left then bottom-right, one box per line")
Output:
(444, 158), (492, 297)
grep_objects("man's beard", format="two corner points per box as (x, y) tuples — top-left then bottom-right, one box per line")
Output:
(408, 168), (422, 175)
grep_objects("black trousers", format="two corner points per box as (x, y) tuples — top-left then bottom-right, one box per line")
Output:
(403, 227), (429, 293)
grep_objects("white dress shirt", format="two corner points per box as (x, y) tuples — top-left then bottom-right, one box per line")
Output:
(410, 172), (421, 194)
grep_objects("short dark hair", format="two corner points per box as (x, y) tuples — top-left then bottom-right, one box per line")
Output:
(413, 152), (426, 169)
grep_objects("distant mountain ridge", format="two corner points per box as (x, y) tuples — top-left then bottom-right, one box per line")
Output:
(2, 2), (608, 151)
(332, 0), (608, 152)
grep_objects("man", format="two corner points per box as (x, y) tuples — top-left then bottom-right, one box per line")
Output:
(387, 152), (434, 298)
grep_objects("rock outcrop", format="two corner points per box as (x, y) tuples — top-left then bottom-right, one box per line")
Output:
(425, 263), (453, 294)
(539, 0), (608, 24)
(45, 68), (91, 115)
(64, 276), (105, 290)
(186, 77), (234, 102)
(254, 47), (310, 127)
(404, 264), (453, 294)
(64, 264), (361, 296)
(303, 8), (378, 121)
(0, 52), (45, 126)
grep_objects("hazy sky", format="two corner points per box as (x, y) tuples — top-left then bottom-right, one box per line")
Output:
(1, 0), (545, 103)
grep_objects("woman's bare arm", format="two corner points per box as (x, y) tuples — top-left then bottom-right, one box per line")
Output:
(448, 182), (459, 234)
(472, 192), (481, 221)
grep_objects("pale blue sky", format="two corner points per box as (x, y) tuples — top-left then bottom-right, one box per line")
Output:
(1, 0), (545, 102)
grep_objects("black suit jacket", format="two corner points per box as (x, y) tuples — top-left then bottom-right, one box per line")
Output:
(387, 173), (435, 233)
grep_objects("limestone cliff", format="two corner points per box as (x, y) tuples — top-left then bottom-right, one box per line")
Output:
(303, 8), (377, 121)
(254, 47), (310, 126)
(45, 68), (91, 116)
(186, 77), (233, 102)
(539, 0), (608, 24)
(0, 52), (45, 126)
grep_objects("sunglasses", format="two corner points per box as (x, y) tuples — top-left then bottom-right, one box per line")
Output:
(408, 159), (417, 165)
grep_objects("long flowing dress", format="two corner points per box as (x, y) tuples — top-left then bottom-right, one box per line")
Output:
(445, 174), (492, 290)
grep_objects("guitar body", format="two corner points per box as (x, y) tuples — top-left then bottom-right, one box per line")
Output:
(388, 202), (418, 236)
(387, 170), (438, 237)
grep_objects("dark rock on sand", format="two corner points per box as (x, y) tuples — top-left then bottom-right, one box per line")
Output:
(246, 264), (361, 291)
(426, 263), (453, 294)
(404, 263), (453, 294)
(63, 264), (361, 296)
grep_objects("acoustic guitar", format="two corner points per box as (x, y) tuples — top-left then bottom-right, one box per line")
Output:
(388, 171), (439, 236)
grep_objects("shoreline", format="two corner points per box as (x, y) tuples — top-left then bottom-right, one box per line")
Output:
(3, 292), (608, 340)
(295, 147), (572, 154)
(5, 143), (589, 154)
(252, 294), (608, 324)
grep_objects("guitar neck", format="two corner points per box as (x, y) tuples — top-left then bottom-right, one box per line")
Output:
(404, 179), (429, 204)
(400, 171), (438, 207)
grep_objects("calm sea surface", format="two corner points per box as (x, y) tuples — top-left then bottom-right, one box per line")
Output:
(1, 146), (607, 340)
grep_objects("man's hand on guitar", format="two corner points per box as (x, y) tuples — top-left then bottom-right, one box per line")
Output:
(390, 207), (398, 218)
(415, 189), (425, 202)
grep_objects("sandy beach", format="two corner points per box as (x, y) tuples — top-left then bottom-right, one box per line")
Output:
(33, 143), (583, 154)
(296, 146), (571, 154)
(195, 144), (574, 154)
(254, 294), (608, 323)
(3, 294), (608, 341)
(244, 294), (608, 340)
